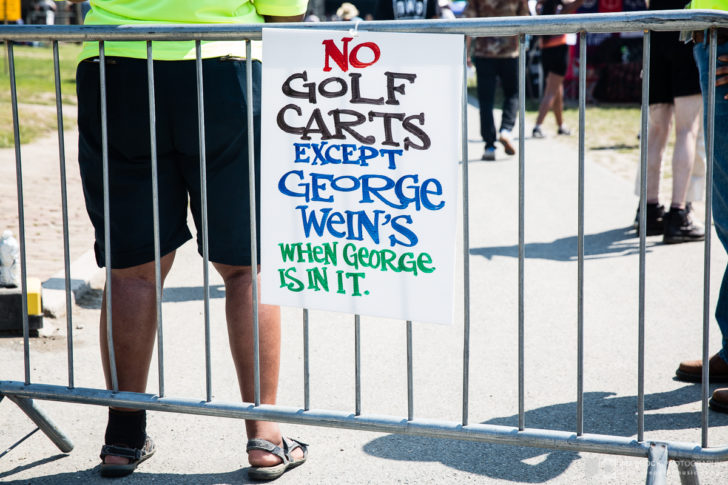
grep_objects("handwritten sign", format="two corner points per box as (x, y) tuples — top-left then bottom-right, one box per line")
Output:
(260, 29), (463, 324)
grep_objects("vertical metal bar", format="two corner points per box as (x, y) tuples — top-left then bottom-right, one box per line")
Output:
(645, 443), (668, 485)
(52, 41), (74, 389)
(147, 41), (165, 398)
(246, 41), (261, 406)
(702, 27), (717, 449)
(407, 320), (413, 421)
(195, 41), (212, 402)
(461, 38), (471, 427)
(99, 42), (118, 392)
(518, 33), (526, 432)
(7, 42), (30, 385)
(303, 308), (310, 410)
(355, 314), (361, 416)
(576, 31), (586, 437)
(518, 36), (526, 164)
(637, 30), (651, 443)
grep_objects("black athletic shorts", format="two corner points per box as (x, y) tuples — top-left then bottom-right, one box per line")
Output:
(649, 31), (701, 104)
(540, 44), (569, 77)
(77, 56), (262, 269)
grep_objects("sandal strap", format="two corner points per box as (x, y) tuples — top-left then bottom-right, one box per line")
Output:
(100, 436), (154, 463)
(246, 438), (289, 465)
(100, 444), (143, 462)
(282, 437), (308, 461)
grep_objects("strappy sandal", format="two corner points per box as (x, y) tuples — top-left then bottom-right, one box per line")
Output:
(99, 436), (156, 478)
(246, 436), (308, 481)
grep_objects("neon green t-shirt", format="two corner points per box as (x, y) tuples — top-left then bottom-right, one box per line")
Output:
(691, 0), (728, 9)
(78, 0), (307, 61)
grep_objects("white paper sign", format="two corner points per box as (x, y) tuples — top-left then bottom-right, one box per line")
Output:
(260, 28), (463, 324)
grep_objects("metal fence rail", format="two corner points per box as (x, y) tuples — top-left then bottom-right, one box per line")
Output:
(2, 11), (728, 484)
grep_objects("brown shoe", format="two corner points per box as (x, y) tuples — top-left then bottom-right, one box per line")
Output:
(710, 388), (728, 413)
(676, 354), (728, 383)
(499, 133), (516, 156)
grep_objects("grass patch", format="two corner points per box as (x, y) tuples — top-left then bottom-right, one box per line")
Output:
(470, 85), (645, 158)
(557, 103), (642, 155)
(0, 106), (66, 148)
(0, 42), (81, 147)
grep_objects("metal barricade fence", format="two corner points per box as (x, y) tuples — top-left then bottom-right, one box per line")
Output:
(1, 11), (728, 484)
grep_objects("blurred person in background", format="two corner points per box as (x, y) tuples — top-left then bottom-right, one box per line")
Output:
(336, 2), (363, 20)
(531, 0), (583, 138)
(376, 0), (441, 20)
(632, 0), (704, 244)
(464, 0), (530, 161)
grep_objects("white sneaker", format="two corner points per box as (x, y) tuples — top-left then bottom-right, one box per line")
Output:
(498, 131), (516, 155)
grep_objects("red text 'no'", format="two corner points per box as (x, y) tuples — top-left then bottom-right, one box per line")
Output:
(322, 37), (381, 72)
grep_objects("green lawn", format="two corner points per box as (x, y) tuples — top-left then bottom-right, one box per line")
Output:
(558, 102), (642, 155)
(0, 43), (81, 148)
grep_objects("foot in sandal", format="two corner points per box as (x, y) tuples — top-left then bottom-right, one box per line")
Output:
(99, 436), (156, 478)
(247, 436), (308, 481)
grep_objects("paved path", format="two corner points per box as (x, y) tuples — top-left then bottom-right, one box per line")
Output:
(2, 102), (728, 484)
(0, 126), (93, 284)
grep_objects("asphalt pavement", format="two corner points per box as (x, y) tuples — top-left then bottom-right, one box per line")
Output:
(2, 100), (728, 484)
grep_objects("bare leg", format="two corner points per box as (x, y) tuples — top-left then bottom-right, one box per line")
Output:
(100, 251), (176, 464)
(687, 114), (707, 203)
(552, 76), (565, 127)
(212, 262), (303, 467)
(646, 103), (674, 203)
(670, 94), (702, 208)
(535, 72), (565, 126)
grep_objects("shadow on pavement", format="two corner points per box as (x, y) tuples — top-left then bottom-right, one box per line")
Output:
(0, 454), (69, 481)
(0, 469), (265, 484)
(75, 285), (226, 309)
(363, 386), (728, 483)
(470, 226), (659, 262)
(591, 144), (640, 151)
(0, 458), (286, 485)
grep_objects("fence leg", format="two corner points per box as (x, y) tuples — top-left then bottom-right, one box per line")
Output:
(645, 443), (668, 485)
(3, 393), (74, 453)
(676, 460), (700, 485)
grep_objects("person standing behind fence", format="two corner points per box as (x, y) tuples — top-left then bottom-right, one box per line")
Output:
(68, 0), (308, 479)
(464, 0), (530, 161)
(632, 0), (705, 243)
(674, 8), (728, 414)
(531, 0), (583, 138)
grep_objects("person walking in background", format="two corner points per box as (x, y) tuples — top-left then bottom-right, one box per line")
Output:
(632, 0), (704, 244)
(464, 0), (530, 161)
(531, 0), (583, 138)
(674, 10), (728, 413)
(68, 0), (308, 479)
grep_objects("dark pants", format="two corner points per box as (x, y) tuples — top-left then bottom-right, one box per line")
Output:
(77, 57), (262, 269)
(695, 40), (728, 361)
(474, 57), (519, 149)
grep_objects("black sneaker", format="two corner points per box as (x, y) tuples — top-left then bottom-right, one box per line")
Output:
(633, 203), (665, 236)
(663, 206), (705, 244)
(557, 125), (572, 136)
